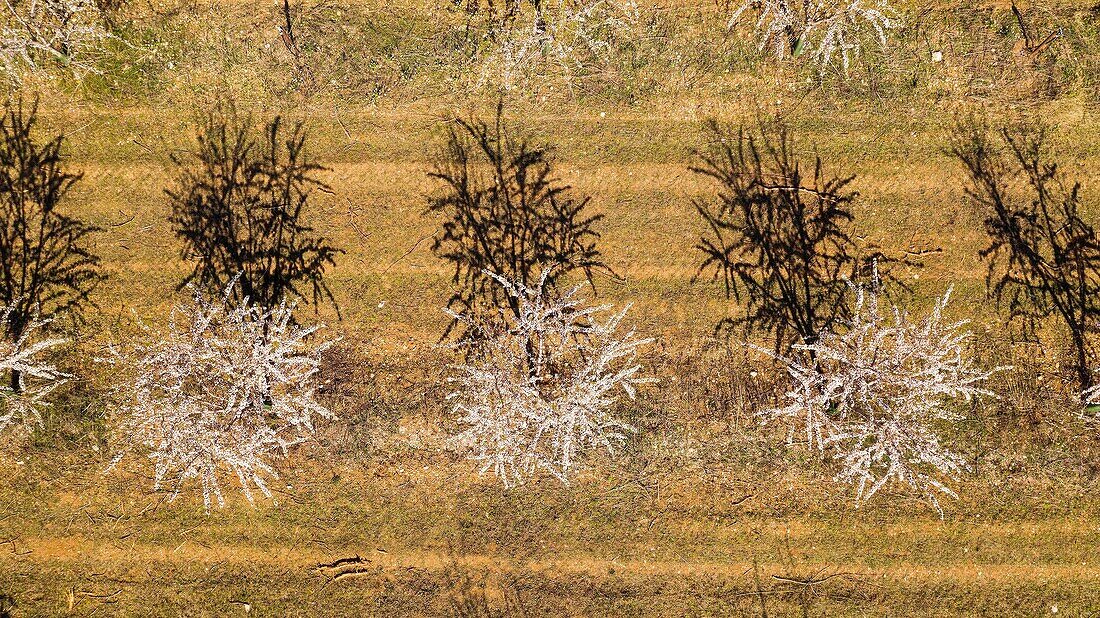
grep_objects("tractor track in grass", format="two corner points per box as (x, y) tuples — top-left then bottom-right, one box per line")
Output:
(4, 534), (1100, 585)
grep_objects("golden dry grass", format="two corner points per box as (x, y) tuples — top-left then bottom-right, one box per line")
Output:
(3, 0), (1100, 615)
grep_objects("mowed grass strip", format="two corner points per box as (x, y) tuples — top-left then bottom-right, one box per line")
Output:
(2, 539), (1098, 615)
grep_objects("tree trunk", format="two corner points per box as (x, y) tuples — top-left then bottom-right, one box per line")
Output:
(533, 0), (546, 33)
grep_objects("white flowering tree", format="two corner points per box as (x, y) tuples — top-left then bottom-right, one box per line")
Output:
(1080, 381), (1100, 419)
(447, 270), (653, 487)
(761, 274), (997, 515)
(0, 303), (68, 435)
(105, 280), (335, 510)
(0, 0), (115, 81)
(474, 0), (642, 91)
(728, 0), (898, 73)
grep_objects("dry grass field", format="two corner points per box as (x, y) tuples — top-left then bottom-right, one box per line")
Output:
(2, 0), (1100, 615)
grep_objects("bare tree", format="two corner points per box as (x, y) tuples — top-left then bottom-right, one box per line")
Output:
(427, 102), (612, 337)
(0, 97), (105, 391)
(167, 107), (343, 314)
(692, 118), (891, 354)
(951, 121), (1100, 391)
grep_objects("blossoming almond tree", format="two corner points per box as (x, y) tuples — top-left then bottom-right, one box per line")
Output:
(0, 0), (115, 81)
(0, 303), (68, 435)
(473, 0), (642, 91)
(1080, 382), (1100, 420)
(105, 279), (335, 510)
(729, 0), (898, 73)
(761, 272), (998, 515)
(448, 270), (653, 487)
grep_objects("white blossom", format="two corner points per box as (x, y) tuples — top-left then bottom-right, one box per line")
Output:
(448, 270), (654, 487)
(761, 272), (998, 515)
(1079, 374), (1100, 418)
(475, 0), (641, 91)
(0, 302), (68, 435)
(729, 0), (898, 73)
(105, 279), (335, 510)
(0, 0), (115, 81)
